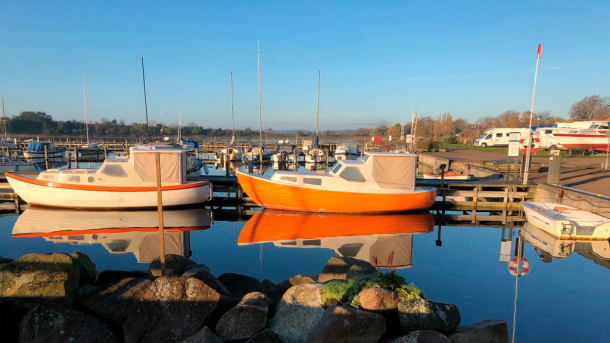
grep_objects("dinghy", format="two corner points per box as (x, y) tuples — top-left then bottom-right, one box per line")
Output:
(237, 152), (436, 213)
(522, 202), (610, 240)
(6, 145), (213, 209)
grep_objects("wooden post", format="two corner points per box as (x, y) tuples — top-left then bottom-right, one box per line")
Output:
(502, 188), (509, 224)
(66, 151), (71, 169)
(75, 148), (79, 169)
(155, 152), (166, 276)
(471, 187), (478, 224)
(44, 145), (49, 170)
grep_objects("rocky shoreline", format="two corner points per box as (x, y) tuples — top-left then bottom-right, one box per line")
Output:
(0, 253), (509, 343)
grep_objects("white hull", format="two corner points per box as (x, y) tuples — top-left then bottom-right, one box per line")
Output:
(24, 150), (66, 161)
(522, 202), (610, 240)
(422, 173), (474, 180)
(553, 130), (609, 152)
(7, 174), (212, 209)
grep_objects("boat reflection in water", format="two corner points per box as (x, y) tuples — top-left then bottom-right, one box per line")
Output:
(238, 210), (434, 268)
(12, 208), (214, 263)
(521, 222), (610, 269)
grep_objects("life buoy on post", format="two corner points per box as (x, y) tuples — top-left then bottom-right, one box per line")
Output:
(508, 257), (530, 276)
(519, 138), (540, 154)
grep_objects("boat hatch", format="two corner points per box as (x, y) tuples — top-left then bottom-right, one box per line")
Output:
(371, 155), (416, 190)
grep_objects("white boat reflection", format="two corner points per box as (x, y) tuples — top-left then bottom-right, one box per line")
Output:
(238, 210), (434, 269)
(12, 208), (214, 263)
(521, 222), (610, 269)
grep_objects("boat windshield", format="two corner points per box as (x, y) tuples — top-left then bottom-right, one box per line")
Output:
(330, 163), (342, 174)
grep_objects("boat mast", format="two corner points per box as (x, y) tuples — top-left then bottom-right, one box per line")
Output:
(230, 71), (235, 146)
(178, 108), (182, 142)
(1, 97), (6, 140)
(141, 57), (149, 142)
(258, 44), (263, 149)
(523, 44), (542, 185)
(315, 70), (320, 148)
(83, 69), (90, 146)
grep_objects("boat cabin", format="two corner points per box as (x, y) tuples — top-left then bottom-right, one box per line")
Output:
(270, 152), (417, 192)
(37, 145), (188, 186)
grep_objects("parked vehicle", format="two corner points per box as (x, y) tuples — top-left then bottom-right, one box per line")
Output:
(534, 128), (567, 151)
(475, 128), (531, 147)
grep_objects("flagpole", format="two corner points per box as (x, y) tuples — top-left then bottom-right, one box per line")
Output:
(523, 44), (541, 185)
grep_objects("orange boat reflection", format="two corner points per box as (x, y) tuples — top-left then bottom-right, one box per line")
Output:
(238, 210), (434, 268)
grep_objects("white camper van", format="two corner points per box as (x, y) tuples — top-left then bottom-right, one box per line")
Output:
(475, 128), (531, 147)
(534, 128), (566, 151)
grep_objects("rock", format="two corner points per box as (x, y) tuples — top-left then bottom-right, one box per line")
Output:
(74, 284), (97, 301)
(317, 256), (377, 283)
(0, 253), (80, 310)
(70, 252), (97, 286)
(391, 330), (451, 343)
(307, 305), (386, 343)
(182, 326), (223, 343)
(149, 254), (197, 277)
(183, 263), (211, 275)
(218, 272), (260, 301)
(0, 255), (13, 265)
(255, 279), (281, 309)
(0, 304), (20, 343)
(123, 276), (222, 343)
(448, 319), (509, 343)
(19, 304), (119, 343)
(359, 287), (400, 311)
(94, 269), (149, 287)
(268, 283), (325, 343)
(246, 329), (282, 343)
(182, 267), (237, 325)
(79, 277), (152, 325)
(277, 274), (314, 294)
(216, 292), (271, 341)
(398, 298), (461, 334)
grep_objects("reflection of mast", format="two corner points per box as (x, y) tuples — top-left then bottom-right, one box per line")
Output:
(511, 235), (524, 343)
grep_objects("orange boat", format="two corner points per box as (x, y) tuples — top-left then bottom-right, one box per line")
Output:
(238, 210), (434, 268)
(237, 152), (436, 213)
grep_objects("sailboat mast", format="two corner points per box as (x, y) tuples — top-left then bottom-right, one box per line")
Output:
(1, 97), (6, 140)
(83, 69), (90, 146)
(231, 71), (235, 141)
(258, 45), (263, 148)
(178, 108), (182, 142)
(316, 70), (320, 148)
(141, 57), (149, 142)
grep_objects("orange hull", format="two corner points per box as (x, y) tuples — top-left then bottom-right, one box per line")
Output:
(237, 171), (436, 213)
(238, 210), (435, 244)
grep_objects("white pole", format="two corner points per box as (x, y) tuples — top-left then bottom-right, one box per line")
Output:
(523, 44), (541, 185)
(83, 69), (89, 146)
(316, 70), (320, 148)
(258, 42), (262, 149)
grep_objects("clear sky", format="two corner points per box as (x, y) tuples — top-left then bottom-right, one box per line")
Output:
(1, 1), (609, 131)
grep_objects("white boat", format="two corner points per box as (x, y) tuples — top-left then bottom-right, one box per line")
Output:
(23, 142), (67, 163)
(0, 153), (40, 173)
(553, 122), (609, 152)
(243, 145), (272, 163)
(6, 145), (213, 209)
(271, 144), (297, 163)
(334, 145), (359, 160)
(12, 207), (213, 263)
(422, 172), (474, 180)
(522, 202), (610, 240)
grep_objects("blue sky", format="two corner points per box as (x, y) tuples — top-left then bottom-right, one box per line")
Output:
(1, 1), (609, 130)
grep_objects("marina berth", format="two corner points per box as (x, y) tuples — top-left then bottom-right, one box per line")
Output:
(237, 152), (436, 213)
(6, 145), (213, 209)
(522, 202), (610, 240)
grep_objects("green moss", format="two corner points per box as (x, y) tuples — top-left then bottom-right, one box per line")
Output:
(320, 273), (424, 308)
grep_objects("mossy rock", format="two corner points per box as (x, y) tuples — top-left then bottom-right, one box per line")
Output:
(319, 273), (423, 309)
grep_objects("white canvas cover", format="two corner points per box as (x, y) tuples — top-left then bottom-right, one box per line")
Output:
(369, 234), (413, 268)
(372, 155), (415, 190)
(133, 152), (180, 184)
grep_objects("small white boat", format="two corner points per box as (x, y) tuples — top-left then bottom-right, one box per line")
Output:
(305, 148), (336, 163)
(522, 202), (610, 240)
(23, 142), (66, 163)
(7, 145), (213, 209)
(0, 153), (41, 173)
(422, 172), (474, 180)
(334, 145), (359, 161)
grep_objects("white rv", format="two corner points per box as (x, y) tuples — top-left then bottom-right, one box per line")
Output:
(475, 128), (531, 147)
(534, 128), (566, 150)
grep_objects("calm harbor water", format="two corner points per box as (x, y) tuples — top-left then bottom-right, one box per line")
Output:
(1, 163), (609, 342)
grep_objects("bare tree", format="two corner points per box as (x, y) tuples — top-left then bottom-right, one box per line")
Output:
(569, 95), (610, 120)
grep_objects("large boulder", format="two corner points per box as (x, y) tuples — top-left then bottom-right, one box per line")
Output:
(94, 270), (149, 287)
(70, 252), (97, 286)
(218, 272), (260, 301)
(216, 292), (271, 341)
(0, 255), (13, 265)
(246, 329), (282, 343)
(277, 275), (314, 294)
(391, 330), (451, 343)
(19, 304), (119, 343)
(182, 326), (223, 343)
(268, 283), (325, 343)
(255, 279), (281, 309)
(123, 276), (223, 343)
(317, 256), (377, 283)
(0, 304), (20, 343)
(79, 277), (152, 325)
(149, 254), (196, 277)
(358, 287), (400, 311)
(182, 267), (237, 325)
(307, 305), (386, 343)
(0, 253), (80, 310)
(398, 298), (461, 334)
(448, 319), (509, 343)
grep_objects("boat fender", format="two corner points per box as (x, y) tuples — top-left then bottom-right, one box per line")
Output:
(207, 183), (213, 201)
(203, 163), (209, 175)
